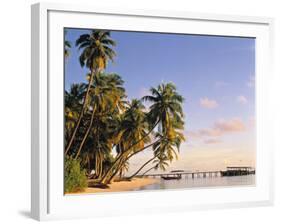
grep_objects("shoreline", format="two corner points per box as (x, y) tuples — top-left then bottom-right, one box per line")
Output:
(67, 177), (160, 195)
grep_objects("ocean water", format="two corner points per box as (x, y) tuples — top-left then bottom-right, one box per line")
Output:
(134, 175), (255, 191)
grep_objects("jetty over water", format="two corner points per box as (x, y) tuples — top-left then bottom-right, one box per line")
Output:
(138, 166), (255, 179)
(139, 171), (222, 179)
(221, 166), (255, 176)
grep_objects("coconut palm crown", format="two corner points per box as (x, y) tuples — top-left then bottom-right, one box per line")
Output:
(76, 30), (116, 71)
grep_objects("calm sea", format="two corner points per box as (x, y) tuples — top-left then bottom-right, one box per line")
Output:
(134, 175), (255, 191)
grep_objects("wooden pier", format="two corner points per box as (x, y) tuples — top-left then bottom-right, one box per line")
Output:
(139, 171), (222, 179)
(137, 167), (255, 179)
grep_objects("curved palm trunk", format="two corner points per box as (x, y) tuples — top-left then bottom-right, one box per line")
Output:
(95, 153), (99, 178)
(100, 121), (159, 184)
(106, 156), (127, 183)
(74, 108), (96, 159)
(141, 165), (156, 177)
(128, 155), (158, 179)
(102, 140), (161, 184)
(97, 151), (103, 179)
(65, 69), (96, 155)
(98, 160), (103, 179)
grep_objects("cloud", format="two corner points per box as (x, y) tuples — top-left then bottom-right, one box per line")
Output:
(247, 76), (255, 88)
(187, 118), (246, 140)
(200, 97), (218, 109)
(214, 118), (246, 133)
(237, 95), (248, 104)
(204, 139), (222, 144)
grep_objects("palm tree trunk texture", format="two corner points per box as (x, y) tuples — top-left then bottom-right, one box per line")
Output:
(65, 69), (96, 155)
(97, 151), (103, 179)
(95, 153), (99, 178)
(74, 108), (96, 159)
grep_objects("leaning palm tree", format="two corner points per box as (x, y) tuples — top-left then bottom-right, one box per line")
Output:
(65, 30), (116, 155)
(100, 99), (151, 184)
(101, 83), (185, 184)
(127, 83), (185, 178)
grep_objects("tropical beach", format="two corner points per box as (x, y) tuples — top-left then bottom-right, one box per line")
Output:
(64, 28), (256, 194)
(68, 177), (160, 194)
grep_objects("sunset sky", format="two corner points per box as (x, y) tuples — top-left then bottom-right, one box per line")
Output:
(65, 28), (256, 173)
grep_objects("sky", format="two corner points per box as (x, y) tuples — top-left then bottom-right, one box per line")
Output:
(65, 28), (256, 174)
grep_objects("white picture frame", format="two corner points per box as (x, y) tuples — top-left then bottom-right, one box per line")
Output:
(31, 2), (275, 221)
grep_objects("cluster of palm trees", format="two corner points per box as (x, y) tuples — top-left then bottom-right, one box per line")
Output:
(64, 29), (186, 186)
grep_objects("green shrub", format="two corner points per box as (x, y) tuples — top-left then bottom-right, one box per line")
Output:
(64, 156), (88, 193)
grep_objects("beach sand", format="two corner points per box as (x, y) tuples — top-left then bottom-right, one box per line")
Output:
(67, 177), (159, 195)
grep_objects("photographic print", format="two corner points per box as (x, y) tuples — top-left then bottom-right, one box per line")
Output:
(64, 28), (256, 194)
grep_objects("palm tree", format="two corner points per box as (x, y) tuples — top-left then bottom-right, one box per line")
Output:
(102, 83), (185, 183)
(64, 30), (71, 58)
(127, 83), (185, 178)
(100, 99), (151, 184)
(143, 83), (184, 134)
(65, 30), (116, 155)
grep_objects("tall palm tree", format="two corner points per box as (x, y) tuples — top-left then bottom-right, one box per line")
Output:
(65, 30), (116, 155)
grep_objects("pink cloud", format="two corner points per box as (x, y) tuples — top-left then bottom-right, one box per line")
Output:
(214, 118), (246, 133)
(200, 97), (218, 109)
(187, 118), (246, 141)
